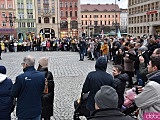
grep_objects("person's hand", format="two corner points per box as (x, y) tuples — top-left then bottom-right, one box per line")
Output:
(139, 56), (145, 63)
(137, 86), (143, 94)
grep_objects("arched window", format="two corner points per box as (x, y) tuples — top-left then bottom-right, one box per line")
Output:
(44, 17), (49, 23)
(71, 21), (78, 29)
(60, 21), (68, 29)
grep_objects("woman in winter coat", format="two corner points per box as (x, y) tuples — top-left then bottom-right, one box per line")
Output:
(112, 65), (129, 109)
(37, 57), (54, 120)
(0, 66), (13, 120)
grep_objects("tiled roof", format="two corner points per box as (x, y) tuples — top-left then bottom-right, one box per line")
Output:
(81, 4), (120, 12)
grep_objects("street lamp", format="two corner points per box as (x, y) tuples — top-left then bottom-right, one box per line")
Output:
(112, 0), (120, 34)
(5, 13), (16, 40)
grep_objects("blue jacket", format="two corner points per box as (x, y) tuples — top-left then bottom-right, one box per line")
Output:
(0, 74), (13, 119)
(82, 57), (114, 111)
(11, 66), (45, 119)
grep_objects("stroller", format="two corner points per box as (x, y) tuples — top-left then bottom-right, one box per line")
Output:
(73, 93), (90, 120)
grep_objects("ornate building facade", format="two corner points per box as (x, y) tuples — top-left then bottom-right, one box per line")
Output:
(35, 0), (58, 39)
(15, 0), (36, 40)
(81, 3), (121, 37)
(0, 0), (16, 40)
(59, 0), (81, 38)
(128, 0), (160, 36)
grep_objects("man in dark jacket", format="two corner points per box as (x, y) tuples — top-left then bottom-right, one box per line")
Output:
(88, 85), (135, 120)
(11, 55), (45, 120)
(78, 39), (86, 61)
(82, 56), (113, 114)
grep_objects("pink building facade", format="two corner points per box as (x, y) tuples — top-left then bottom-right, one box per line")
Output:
(0, 0), (16, 40)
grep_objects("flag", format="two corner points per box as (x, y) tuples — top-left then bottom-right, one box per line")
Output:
(101, 29), (104, 38)
(20, 34), (23, 42)
(40, 31), (43, 41)
(117, 28), (122, 38)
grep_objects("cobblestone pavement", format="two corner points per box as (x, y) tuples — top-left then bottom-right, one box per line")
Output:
(0, 51), (113, 120)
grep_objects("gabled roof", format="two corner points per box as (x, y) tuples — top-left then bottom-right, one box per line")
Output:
(81, 4), (120, 12)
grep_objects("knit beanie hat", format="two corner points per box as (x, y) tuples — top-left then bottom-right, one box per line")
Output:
(38, 57), (48, 68)
(95, 85), (118, 109)
(0, 65), (6, 74)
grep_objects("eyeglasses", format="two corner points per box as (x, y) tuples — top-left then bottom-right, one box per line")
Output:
(21, 62), (26, 66)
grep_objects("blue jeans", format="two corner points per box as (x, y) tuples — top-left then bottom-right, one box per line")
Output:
(18, 115), (41, 120)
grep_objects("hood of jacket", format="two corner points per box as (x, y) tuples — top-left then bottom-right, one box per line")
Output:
(114, 73), (129, 82)
(147, 70), (160, 84)
(95, 57), (107, 71)
(0, 73), (7, 83)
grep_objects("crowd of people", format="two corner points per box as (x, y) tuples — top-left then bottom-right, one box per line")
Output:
(1, 34), (160, 120)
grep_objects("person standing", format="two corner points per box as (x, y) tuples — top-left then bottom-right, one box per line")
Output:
(135, 56), (160, 120)
(11, 55), (45, 120)
(82, 56), (114, 114)
(0, 41), (2, 60)
(101, 39), (109, 62)
(112, 65), (129, 109)
(37, 57), (54, 120)
(0, 66), (13, 120)
(78, 39), (86, 61)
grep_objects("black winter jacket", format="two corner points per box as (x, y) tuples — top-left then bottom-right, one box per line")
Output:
(113, 73), (129, 108)
(88, 108), (135, 120)
(82, 57), (114, 111)
(38, 68), (54, 118)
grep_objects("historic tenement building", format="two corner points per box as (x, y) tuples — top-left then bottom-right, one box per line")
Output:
(128, 0), (160, 36)
(81, 3), (120, 37)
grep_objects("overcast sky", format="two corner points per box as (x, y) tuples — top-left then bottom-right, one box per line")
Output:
(80, 0), (128, 9)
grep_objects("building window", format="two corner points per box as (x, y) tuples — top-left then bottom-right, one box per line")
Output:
(2, 21), (6, 26)
(1, 4), (5, 8)
(94, 21), (98, 26)
(8, 4), (12, 8)
(100, 15), (102, 18)
(100, 21), (102, 25)
(52, 8), (55, 13)
(44, 0), (49, 4)
(82, 21), (83, 25)
(108, 15), (110, 18)
(65, 2), (68, 7)
(52, 0), (54, 4)
(105, 21), (106, 25)
(44, 8), (49, 13)
(112, 15), (114, 18)
(31, 22), (34, 27)
(44, 17), (49, 23)
(70, 2), (72, 7)
(27, 22), (30, 27)
(37, 0), (40, 4)
(82, 15), (83, 18)
(22, 22), (25, 27)
(60, 2), (63, 7)
(90, 15), (91, 18)
(85, 21), (87, 25)
(70, 11), (72, 17)
(90, 20), (92, 25)
(108, 21), (110, 25)
(66, 11), (68, 17)
(105, 15), (106, 18)
(60, 11), (63, 17)
(38, 7), (41, 13)
(52, 17), (55, 23)
(85, 15), (87, 18)
(2, 12), (5, 17)
(75, 2), (77, 7)
(38, 17), (41, 23)
(75, 11), (77, 17)
(18, 22), (21, 27)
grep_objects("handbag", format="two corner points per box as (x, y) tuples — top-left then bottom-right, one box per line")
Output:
(43, 78), (48, 94)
